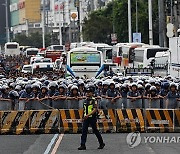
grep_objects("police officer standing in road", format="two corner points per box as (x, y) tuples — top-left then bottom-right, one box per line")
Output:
(78, 87), (105, 150)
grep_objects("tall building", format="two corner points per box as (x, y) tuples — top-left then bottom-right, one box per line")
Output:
(10, 0), (41, 36)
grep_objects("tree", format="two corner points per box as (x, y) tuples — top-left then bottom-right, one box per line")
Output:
(13, 32), (51, 48)
(82, 0), (159, 44)
(82, 5), (113, 44)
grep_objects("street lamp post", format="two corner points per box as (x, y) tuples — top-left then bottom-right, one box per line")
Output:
(148, 0), (153, 45)
(42, 0), (46, 48)
(59, 0), (63, 45)
(128, 0), (132, 43)
(136, 0), (138, 33)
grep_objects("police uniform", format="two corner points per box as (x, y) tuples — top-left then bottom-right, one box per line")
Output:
(79, 95), (105, 150)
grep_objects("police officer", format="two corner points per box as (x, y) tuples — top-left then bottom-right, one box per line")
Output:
(78, 87), (105, 150)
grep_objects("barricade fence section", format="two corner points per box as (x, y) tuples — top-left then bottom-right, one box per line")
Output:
(0, 98), (180, 134)
(30, 110), (59, 134)
(116, 109), (145, 132)
(96, 109), (116, 133)
(0, 110), (30, 135)
(0, 98), (179, 110)
(145, 109), (174, 132)
(59, 109), (83, 133)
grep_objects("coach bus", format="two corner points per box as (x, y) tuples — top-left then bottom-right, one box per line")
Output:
(4, 42), (20, 56)
(133, 46), (169, 68)
(112, 43), (145, 67)
(67, 47), (103, 78)
(46, 45), (65, 62)
(92, 43), (113, 64)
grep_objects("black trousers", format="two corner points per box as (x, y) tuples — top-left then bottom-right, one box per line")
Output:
(81, 117), (104, 145)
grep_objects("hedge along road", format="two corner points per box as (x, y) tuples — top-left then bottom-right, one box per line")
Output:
(1, 133), (180, 154)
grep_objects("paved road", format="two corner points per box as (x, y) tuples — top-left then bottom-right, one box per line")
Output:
(1, 133), (180, 154)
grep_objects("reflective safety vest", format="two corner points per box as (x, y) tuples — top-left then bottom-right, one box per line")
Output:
(83, 97), (97, 118)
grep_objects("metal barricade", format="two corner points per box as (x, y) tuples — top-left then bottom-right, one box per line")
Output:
(67, 100), (79, 109)
(36, 99), (51, 110)
(79, 99), (85, 109)
(0, 100), (12, 110)
(18, 100), (25, 110)
(52, 99), (67, 109)
(127, 99), (142, 108)
(25, 99), (51, 110)
(98, 98), (108, 109)
(121, 97), (127, 109)
(144, 99), (160, 109)
(166, 98), (178, 109)
(106, 99), (123, 109)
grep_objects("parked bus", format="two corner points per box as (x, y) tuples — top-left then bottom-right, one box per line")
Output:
(4, 42), (20, 56)
(46, 45), (65, 62)
(112, 43), (145, 67)
(92, 43), (113, 63)
(25, 48), (39, 57)
(67, 47), (103, 78)
(133, 46), (169, 68)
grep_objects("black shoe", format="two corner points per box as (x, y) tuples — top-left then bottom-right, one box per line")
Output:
(98, 143), (105, 149)
(78, 145), (86, 150)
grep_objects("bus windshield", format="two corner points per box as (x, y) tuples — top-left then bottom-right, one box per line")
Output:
(147, 48), (168, 59)
(53, 46), (64, 50)
(7, 44), (18, 49)
(27, 50), (38, 55)
(70, 52), (100, 65)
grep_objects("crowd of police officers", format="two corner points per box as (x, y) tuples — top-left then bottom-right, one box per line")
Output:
(0, 74), (179, 110)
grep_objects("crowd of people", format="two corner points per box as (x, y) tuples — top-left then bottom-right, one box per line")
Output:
(0, 72), (179, 110)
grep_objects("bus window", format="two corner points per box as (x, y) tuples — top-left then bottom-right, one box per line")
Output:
(27, 50), (38, 56)
(134, 50), (143, 62)
(118, 47), (122, 56)
(7, 44), (18, 49)
(147, 49), (159, 59)
(106, 49), (112, 59)
(53, 46), (64, 51)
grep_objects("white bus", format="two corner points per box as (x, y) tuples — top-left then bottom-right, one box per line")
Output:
(92, 43), (113, 63)
(25, 48), (39, 57)
(134, 46), (169, 68)
(4, 42), (20, 56)
(67, 47), (103, 78)
(112, 43), (145, 67)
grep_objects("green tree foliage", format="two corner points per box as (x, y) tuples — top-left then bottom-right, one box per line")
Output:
(82, 0), (159, 44)
(13, 32), (51, 48)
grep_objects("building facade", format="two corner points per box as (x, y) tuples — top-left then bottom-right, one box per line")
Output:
(10, 0), (41, 35)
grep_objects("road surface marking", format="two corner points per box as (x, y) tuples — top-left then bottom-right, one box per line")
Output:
(44, 134), (59, 154)
(51, 134), (64, 154)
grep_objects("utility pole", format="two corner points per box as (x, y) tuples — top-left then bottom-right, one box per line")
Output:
(174, 1), (179, 37)
(59, 0), (62, 45)
(5, 0), (10, 42)
(128, 0), (132, 43)
(42, 0), (46, 48)
(68, 1), (72, 43)
(136, 0), (138, 33)
(79, 0), (83, 42)
(148, 0), (153, 45)
(158, 0), (166, 47)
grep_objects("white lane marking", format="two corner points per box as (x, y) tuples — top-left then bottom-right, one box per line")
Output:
(44, 134), (59, 154)
(51, 134), (64, 154)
